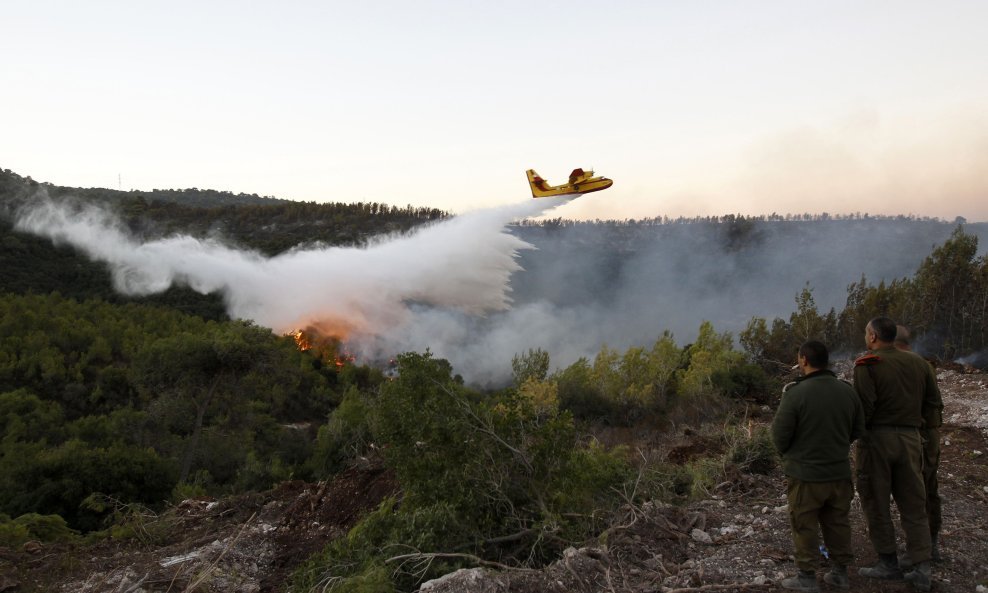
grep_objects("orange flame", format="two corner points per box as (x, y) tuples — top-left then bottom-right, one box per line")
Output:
(288, 326), (356, 371)
(290, 329), (311, 351)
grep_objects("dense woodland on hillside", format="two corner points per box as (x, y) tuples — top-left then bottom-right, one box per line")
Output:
(1, 169), (450, 256)
(2, 168), (987, 591)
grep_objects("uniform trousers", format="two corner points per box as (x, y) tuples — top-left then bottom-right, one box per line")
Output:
(855, 427), (931, 564)
(786, 477), (854, 571)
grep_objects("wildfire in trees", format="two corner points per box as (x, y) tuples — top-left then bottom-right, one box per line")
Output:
(335, 351), (357, 368)
(290, 329), (311, 351)
(289, 327), (355, 370)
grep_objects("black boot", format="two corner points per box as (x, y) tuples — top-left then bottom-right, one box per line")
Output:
(904, 560), (932, 591)
(782, 569), (820, 592)
(823, 563), (849, 589)
(859, 553), (903, 580)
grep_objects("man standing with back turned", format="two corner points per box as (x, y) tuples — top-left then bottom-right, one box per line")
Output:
(854, 317), (942, 591)
(772, 341), (865, 592)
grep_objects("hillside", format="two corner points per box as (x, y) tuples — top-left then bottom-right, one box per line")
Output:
(3, 365), (985, 592)
(1, 167), (449, 317)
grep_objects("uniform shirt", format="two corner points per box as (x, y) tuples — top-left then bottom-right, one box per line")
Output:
(853, 346), (942, 429)
(771, 369), (865, 482)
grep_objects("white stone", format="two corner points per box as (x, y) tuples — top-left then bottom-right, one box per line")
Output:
(420, 567), (488, 591)
(691, 528), (713, 544)
(160, 551), (199, 567)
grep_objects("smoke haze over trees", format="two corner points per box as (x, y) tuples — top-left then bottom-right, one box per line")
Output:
(507, 217), (988, 370)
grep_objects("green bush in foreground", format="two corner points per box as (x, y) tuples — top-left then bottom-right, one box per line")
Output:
(0, 513), (78, 547)
(291, 351), (634, 592)
(292, 499), (469, 593)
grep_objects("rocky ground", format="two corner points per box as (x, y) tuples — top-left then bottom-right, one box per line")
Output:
(2, 367), (986, 593)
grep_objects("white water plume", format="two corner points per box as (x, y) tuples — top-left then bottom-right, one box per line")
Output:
(14, 195), (574, 347)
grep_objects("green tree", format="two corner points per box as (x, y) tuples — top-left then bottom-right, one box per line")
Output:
(511, 348), (550, 384)
(0, 389), (65, 444)
(371, 352), (479, 516)
(789, 285), (833, 344)
(739, 316), (800, 371)
(678, 321), (742, 398)
(912, 226), (983, 357)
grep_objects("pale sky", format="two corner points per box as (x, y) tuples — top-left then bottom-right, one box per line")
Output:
(4, 1), (988, 221)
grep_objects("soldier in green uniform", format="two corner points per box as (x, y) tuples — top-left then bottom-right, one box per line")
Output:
(895, 325), (943, 563)
(854, 317), (942, 591)
(772, 341), (865, 592)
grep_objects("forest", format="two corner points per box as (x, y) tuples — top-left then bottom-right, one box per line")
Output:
(1, 167), (987, 592)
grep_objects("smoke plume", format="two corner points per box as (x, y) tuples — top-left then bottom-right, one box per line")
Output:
(13, 195), (571, 369)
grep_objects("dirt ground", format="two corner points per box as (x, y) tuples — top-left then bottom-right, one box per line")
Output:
(2, 368), (986, 593)
(0, 467), (400, 593)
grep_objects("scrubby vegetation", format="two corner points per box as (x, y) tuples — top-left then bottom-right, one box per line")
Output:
(0, 292), (347, 532)
(0, 287), (777, 591)
(292, 340), (773, 592)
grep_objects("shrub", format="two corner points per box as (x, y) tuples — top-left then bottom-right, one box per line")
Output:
(307, 385), (374, 478)
(712, 362), (775, 404)
(295, 351), (635, 591)
(0, 513), (77, 547)
(724, 422), (777, 475)
(291, 498), (469, 593)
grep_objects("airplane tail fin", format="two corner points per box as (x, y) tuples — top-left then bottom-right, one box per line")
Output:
(526, 169), (551, 198)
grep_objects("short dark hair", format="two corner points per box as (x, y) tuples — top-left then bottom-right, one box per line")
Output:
(868, 317), (898, 343)
(799, 340), (829, 369)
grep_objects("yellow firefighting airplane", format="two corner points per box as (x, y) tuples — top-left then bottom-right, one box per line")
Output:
(526, 168), (613, 198)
